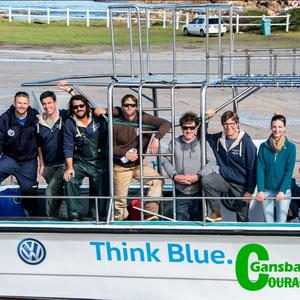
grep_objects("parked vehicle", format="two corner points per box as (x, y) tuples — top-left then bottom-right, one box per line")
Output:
(182, 16), (227, 37)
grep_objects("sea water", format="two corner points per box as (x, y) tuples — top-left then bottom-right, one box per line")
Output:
(0, 1), (135, 20)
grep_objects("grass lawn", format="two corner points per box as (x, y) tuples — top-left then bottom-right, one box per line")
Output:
(0, 20), (299, 51)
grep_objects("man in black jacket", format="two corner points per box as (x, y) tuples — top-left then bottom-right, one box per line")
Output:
(0, 92), (39, 215)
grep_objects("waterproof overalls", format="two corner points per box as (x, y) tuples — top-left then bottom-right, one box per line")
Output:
(65, 124), (109, 220)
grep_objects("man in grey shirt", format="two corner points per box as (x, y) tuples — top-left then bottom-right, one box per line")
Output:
(163, 112), (217, 221)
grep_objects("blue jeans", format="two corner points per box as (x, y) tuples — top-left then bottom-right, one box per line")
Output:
(175, 189), (202, 221)
(262, 189), (291, 223)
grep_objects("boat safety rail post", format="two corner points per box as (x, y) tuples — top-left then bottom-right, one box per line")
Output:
(229, 5), (234, 75)
(109, 4), (144, 80)
(200, 83), (208, 224)
(151, 86), (161, 175)
(95, 196), (99, 225)
(269, 49), (273, 75)
(273, 54), (278, 84)
(170, 84), (177, 220)
(293, 48), (297, 75)
(246, 53), (251, 84)
(206, 6), (210, 83)
(172, 6), (177, 82)
(218, 6), (222, 78)
(128, 7), (134, 77)
(145, 6), (150, 75)
(138, 83), (146, 221)
(107, 82), (116, 223)
(109, 7), (116, 78)
(220, 55), (224, 84)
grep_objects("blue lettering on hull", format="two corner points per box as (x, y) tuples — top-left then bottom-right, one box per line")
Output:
(89, 241), (233, 265)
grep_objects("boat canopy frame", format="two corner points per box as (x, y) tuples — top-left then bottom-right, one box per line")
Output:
(19, 3), (300, 224)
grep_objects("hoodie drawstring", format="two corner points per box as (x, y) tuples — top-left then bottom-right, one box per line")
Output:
(59, 117), (63, 130)
(239, 141), (242, 157)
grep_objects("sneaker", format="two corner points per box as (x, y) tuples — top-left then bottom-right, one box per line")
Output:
(205, 210), (222, 222)
(114, 208), (129, 221)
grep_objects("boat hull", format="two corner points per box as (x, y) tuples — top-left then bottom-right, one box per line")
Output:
(1, 223), (300, 299)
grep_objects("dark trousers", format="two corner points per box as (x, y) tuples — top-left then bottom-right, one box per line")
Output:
(43, 165), (67, 218)
(0, 154), (38, 216)
(65, 160), (109, 220)
(201, 173), (249, 222)
(175, 189), (203, 221)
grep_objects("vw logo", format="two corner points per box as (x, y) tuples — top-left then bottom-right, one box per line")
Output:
(17, 238), (46, 265)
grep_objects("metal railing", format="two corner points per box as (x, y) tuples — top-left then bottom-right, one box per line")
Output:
(15, 3), (300, 228)
(1, 194), (299, 225)
(0, 6), (291, 31)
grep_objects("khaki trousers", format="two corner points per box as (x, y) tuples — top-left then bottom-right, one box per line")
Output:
(114, 164), (163, 220)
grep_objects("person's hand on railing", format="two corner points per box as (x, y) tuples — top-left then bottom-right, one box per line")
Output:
(206, 108), (216, 119)
(256, 191), (265, 202)
(58, 80), (76, 95)
(276, 191), (284, 202)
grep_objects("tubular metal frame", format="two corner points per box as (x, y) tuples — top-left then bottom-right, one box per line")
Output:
(18, 3), (300, 225)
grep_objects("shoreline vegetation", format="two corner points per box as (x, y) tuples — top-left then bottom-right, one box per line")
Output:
(0, 2), (299, 53)
(0, 19), (300, 53)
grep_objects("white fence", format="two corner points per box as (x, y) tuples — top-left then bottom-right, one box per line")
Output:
(0, 7), (291, 32)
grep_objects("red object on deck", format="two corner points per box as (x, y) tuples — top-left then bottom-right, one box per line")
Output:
(128, 198), (141, 220)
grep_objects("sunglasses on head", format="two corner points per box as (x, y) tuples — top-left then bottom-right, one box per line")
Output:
(72, 104), (85, 110)
(122, 103), (137, 108)
(182, 126), (196, 131)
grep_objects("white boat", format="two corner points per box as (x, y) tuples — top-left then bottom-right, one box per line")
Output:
(1, 3), (300, 299)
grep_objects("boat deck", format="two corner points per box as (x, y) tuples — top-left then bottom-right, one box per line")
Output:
(1, 220), (300, 235)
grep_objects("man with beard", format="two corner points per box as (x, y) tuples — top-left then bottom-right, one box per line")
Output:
(63, 94), (109, 221)
(113, 94), (171, 221)
(0, 92), (39, 216)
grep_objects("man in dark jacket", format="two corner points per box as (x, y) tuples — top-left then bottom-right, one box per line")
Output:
(37, 90), (69, 219)
(202, 110), (257, 222)
(0, 92), (39, 215)
(63, 94), (109, 221)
